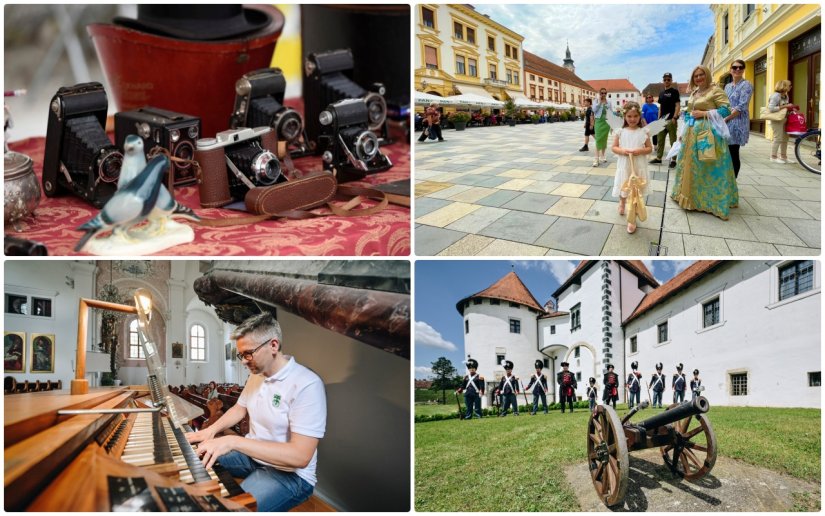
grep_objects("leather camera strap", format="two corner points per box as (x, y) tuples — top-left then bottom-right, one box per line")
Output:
(194, 183), (388, 228)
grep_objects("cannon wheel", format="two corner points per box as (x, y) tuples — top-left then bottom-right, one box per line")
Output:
(660, 403), (718, 480)
(587, 404), (629, 507)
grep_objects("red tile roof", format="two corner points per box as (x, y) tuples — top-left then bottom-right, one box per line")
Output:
(457, 271), (545, 314)
(586, 79), (641, 93)
(624, 261), (724, 324)
(523, 50), (595, 93)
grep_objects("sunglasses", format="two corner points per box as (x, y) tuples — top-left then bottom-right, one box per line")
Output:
(731, 65), (745, 70)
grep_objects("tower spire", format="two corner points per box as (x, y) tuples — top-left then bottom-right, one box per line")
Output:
(563, 41), (575, 73)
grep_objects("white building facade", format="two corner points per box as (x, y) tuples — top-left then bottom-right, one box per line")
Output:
(460, 261), (821, 409)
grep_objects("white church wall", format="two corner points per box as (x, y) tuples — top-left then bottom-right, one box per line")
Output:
(4, 261), (96, 387)
(624, 261), (821, 408)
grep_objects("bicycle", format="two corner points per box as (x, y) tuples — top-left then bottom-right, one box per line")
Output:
(792, 127), (820, 175)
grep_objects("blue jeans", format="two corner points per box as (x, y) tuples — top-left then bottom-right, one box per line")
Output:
(652, 391), (663, 408)
(219, 450), (313, 512)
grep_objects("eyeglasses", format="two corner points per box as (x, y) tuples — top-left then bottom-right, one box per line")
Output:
(236, 338), (271, 361)
(731, 65), (745, 70)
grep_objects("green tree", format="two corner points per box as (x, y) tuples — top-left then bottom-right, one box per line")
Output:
(429, 356), (457, 405)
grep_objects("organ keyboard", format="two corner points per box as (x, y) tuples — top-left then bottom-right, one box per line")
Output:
(3, 387), (256, 511)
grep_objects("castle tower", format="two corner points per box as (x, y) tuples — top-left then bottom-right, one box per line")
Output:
(563, 41), (575, 73)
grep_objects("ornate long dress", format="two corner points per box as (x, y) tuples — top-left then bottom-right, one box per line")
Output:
(593, 101), (610, 150)
(670, 86), (738, 220)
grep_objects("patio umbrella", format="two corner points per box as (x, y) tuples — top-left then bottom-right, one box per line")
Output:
(443, 94), (504, 108)
(414, 91), (445, 106)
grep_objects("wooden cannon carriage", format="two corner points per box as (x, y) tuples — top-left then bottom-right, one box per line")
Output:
(587, 396), (718, 507)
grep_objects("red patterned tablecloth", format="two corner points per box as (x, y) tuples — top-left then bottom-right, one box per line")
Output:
(7, 137), (409, 256)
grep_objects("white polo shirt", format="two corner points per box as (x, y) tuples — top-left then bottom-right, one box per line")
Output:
(237, 356), (326, 485)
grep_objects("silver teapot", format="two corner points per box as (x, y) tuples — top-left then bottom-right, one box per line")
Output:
(4, 151), (41, 231)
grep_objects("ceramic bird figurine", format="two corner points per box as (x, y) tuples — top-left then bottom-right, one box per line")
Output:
(119, 135), (146, 189)
(145, 183), (201, 234)
(74, 154), (169, 252)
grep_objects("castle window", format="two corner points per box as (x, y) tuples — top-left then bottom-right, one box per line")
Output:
(509, 302), (519, 308)
(496, 354), (505, 365)
(576, 372), (581, 381)
(657, 322), (668, 343)
(779, 261), (814, 301)
(730, 372), (747, 396)
(543, 358), (549, 368)
(570, 304), (581, 331)
(491, 299), (500, 305)
(550, 325), (555, 335)
(473, 298), (482, 305)
(702, 298), (720, 328)
(809, 372), (821, 387)
(509, 318), (521, 334)
(574, 347), (580, 358)
(189, 324), (206, 362)
(465, 320), (469, 334)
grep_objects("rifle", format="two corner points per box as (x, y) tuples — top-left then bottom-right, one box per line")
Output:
(454, 391), (464, 419)
(519, 379), (529, 407)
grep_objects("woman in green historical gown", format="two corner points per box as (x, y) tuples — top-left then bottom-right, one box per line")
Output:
(670, 65), (738, 220)
(592, 88), (611, 167)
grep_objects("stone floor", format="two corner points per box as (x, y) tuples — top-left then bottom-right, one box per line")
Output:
(414, 122), (821, 256)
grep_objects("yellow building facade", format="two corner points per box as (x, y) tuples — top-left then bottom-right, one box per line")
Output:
(414, 4), (526, 104)
(710, 4), (820, 138)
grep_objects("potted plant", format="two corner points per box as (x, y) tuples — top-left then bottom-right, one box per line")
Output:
(101, 372), (114, 386)
(503, 99), (517, 127)
(531, 114), (540, 124)
(560, 111), (569, 122)
(450, 111), (471, 131)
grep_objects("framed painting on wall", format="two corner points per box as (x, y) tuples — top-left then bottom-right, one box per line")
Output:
(172, 342), (184, 359)
(4, 331), (25, 372)
(30, 333), (55, 373)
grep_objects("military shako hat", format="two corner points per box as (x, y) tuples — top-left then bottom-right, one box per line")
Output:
(534, 359), (544, 369)
(656, 362), (663, 370)
(606, 363), (614, 370)
(676, 363), (683, 371)
(503, 360), (514, 370)
(466, 358), (478, 369)
(589, 377), (596, 384)
(560, 361), (570, 367)
(631, 361), (638, 370)
(693, 369), (699, 375)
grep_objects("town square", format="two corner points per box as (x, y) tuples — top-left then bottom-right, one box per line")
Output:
(414, 4), (821, 256)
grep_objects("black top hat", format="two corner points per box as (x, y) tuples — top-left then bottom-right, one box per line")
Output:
(606, 363), (614, 370)
(560, 361), (569, 367)
(466, 358), (478, 369)
(114, 5), (273, 41)
(656, 362), (663, 370)
(503, 360), (514, 370)
(534, 359), (544, 370)
(631, 361), (638, 370)
(693, 369), (699, 375)
(676, 363), (683, 371)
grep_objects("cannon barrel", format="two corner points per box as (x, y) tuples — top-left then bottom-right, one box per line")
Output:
(637, 396), (709, 431)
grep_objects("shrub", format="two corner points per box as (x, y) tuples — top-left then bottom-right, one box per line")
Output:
(449, 111), (471, 123)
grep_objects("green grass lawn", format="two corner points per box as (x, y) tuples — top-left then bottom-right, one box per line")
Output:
(415, 405), (821, 512)
(415, 403), (460, 417)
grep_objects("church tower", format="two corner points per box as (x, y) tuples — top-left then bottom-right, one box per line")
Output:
(563, 41), (575, 73)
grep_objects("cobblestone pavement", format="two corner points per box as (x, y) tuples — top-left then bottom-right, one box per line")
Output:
(414, 122), (820, 256)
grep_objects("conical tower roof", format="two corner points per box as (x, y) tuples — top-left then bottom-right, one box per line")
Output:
(457, 271), (545, 314)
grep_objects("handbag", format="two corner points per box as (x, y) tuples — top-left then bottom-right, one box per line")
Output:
(696, 128), (717, 162)
(759, 106), (787, 122)
(786, 110), (807, 134)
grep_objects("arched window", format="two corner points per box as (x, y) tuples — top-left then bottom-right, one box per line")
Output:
(128, 319), (144, 359)
(189, 324), (206, 361)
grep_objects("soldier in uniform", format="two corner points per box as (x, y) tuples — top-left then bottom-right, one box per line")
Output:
(557, 361), (578, 413)
(495, 360), (520, 416)
(587, 377), (598, 412)
(525, 359), (549, 415)
(626, 361), (642, 409)
(690, 369), (702, 400)
(650, 362), (666, 408)
(602, 364), (619, 408)
(456, 358), (485, 419)
(672, 363), (687, 404)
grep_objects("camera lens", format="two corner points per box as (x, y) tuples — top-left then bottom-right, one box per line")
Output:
(188, 126), (199, 139)
(274, 110), (303, 143)
(319, 111), (334, 126)
(173, 141), (194, 169)
(252, 151), (281, 185)
(363, 92), (387, 131)
(97, 149), (123, 183)
(354, 131), (379, 161)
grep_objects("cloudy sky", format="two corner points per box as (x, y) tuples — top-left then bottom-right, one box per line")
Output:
(473, 4), (716, 91)
(415, 260), (695, 379)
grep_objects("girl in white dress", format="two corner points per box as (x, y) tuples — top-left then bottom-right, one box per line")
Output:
(611, 102), (653, 233)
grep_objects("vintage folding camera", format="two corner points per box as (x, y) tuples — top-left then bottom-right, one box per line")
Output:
(229, 67), (309, 158)
(42, 82), (123, 208)
(195, 126), (283, 208)
(303, 48), (390, 154)
(114, 107), (201, 187)
(318, 98), (392, 181)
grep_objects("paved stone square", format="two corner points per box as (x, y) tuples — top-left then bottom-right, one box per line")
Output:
(415, 122), (821, 256)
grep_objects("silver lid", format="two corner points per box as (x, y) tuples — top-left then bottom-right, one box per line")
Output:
(4, 151), (33, 180)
